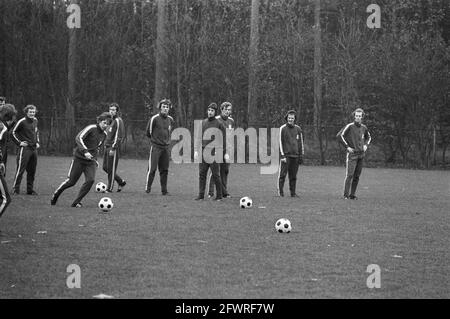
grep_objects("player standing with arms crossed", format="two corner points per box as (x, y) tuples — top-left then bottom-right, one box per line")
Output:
(103, 102), (126, 192)
(50, 112), (112, 207)
(0, 104), (17, 221)
(338, 108), (371, 199)
(278, 110), (304, 197)
(11, 105), (40, 195)
(145, 99), (174, 195)
(207, 102), (234, 198)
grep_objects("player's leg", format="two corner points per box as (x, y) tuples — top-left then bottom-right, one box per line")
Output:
(158, 148), (169, 195)
(206, 168), (214, 197)
(72, 161), (96, 207)
(350, 157), (364, 199)
(105, 147), (115, 191)
(288, 157), (300, 197)
(220, 162), (230, 197)
(343, 153), (357, 198)
(25, 150), (38, 194)
(112, 149), (125, 189)
(12, 146), (28, 193)
(277, 159), (288, 197)
(210, 162), (222, 200)
(197, 162), (209, 199)
(51, 159), (83, 205)
(145, 146), (160, 193)
(0, 174), (11, 218)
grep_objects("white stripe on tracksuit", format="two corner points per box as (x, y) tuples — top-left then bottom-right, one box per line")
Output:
(145, 146), (153, 190)
(53, 160), (74, 195)
(13, 147), (24, 189)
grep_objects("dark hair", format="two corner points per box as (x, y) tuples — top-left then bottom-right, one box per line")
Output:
(284, 109), (297, 121)
(97, 112), (112, 124)
(207, 103), (218, 114)
(109, 102), (120, 112)
(0, 96), (6, 103)
(23, 104), (37, 114)
(0, 104), (17, 122)
(158, 99), (172, 109)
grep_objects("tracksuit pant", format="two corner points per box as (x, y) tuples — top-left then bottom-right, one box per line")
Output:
(13, 146), (37, 193)
(343, 153), (364, 197)
(102, 147), (125, 191)
(0, 174), (11, 219)
(52, 158), (96, 206)
(207, 162), (229, 196)
(145, 145), (169, 194)
(198, 161), (222, 199)
(278, 157), (300, 196)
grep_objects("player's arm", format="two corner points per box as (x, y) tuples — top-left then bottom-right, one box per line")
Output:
(76, 125), (94, 157)
(35, 119), (40, 147)
(363, 127), (371, 151)
(339, 124), (353, 152)
(145, 116), (156, 139)
(11, 118), (25, 146)
(279, 125), (286, 162)
(0, 123), (6, 163)
(298, 126), (304, 156)
(112, 118), (124, 150)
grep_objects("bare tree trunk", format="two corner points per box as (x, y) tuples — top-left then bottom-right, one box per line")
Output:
(314, 0), (325, 165)
(154, 0), (169, 113)
(247, 0), (260, 127)
(67, 0), (78, 151)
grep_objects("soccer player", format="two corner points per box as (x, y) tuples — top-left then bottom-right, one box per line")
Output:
(103, 102), (126, 192)
(51, 112), (112, 208)
(194, 103), (228, 201)
(145, 99), (174, 195)
(0, 98), (14, 172)
(207, 101), (234, 198)
(278, 110), (304, 197)
(338, 107), (371, 200)
(0, 104), (17, 220)
(11, 105), (40, 195)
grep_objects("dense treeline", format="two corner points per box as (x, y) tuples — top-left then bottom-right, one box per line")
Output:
(0, 0), (449, 167)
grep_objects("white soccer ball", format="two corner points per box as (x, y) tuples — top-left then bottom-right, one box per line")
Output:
(98, 197), (114, 213)
(95, 182), (107, 193)
(240, 196), (253, 209)
(275, 218), (292, 233)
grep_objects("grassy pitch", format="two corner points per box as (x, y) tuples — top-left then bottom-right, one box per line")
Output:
(0, 156), (449, 298)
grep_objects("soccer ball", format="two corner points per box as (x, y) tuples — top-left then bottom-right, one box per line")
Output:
(275, 218), (292, 233)
(95, 182), (107, 193)
(240, 196), (253, 209)
(98, 197), (114, 213)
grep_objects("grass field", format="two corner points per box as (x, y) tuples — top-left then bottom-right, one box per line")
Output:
(0, 155), (449, 299)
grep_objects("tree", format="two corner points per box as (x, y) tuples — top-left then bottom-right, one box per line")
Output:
(247, 0), (260, 127)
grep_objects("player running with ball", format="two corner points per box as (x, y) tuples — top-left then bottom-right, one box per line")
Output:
(51, 112), (112, 208)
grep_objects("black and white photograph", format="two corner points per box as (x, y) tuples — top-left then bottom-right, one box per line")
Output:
(0, 0), (449, 306)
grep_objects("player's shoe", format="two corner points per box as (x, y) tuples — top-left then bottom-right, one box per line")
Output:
(214, 197), (222, 201)
(279, 192), (284, 197)
(207, 193), (214, 198)
(71, 203), (83, 208)
(194, 195), (204, 201)
(50, 194), (58, 206)
(117, 181), (126, 192)
(27, 190), (38, 195)
(223, 194), (232, 198)
(145, 187), (151, 194)
(290, 193), (300, 198)
(349, 195), (358, 200)
(342, 195), (349, 199)
(162, 191), (170, 196)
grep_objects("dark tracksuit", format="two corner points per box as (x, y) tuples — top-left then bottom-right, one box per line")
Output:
(145, 113), (174, 194)
(103, 115), (125, 191)
(338, 122), (371, 197)
(197, 117), (226, 199)
(207, 115), (234, 197)
(278, 123), (304, 196)
(52, 124), (106, 206)
(0, 121), (11, 218)
(11, 117), (39, 193)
